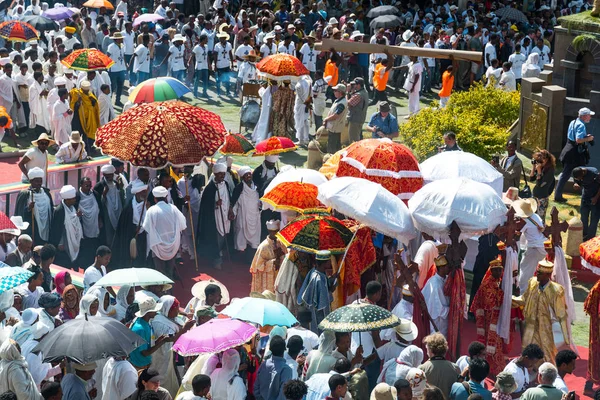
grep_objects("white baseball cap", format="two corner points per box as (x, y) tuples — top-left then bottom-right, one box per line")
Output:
(579, 107), (596, 116)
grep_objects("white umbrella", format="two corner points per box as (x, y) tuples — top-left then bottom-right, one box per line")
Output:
(419, 151), (504, 196)
(317, 177), (416, 244)
(94, 268), (173, 288)
(263, 168), (327, 196)
(408, 178), (507, 239)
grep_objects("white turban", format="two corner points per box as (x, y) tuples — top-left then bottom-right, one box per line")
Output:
(27, 167), (44, 180)
(238, 166), (252, 177)
(213, 163), (227, 174)
(217, 156), (233, 167)
(131, 181), (148, 195)
(152, 186), (168, 198)
(101, 164), (116, 174)
(266, 219), (280, 230)
(59, 185), (77, 200)
(54, 76), (67, 86)
(265, 155), (279, 163)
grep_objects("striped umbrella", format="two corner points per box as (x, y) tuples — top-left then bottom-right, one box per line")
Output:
(0, 21), (39, 42)
(128, 77), (191, 104)
(61, 48), (114, 71)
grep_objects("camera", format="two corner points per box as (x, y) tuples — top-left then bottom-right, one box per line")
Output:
(492, 155), (499, 164)
(531, 158), (537, 164)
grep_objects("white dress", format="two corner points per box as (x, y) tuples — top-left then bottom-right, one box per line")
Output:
(252, 86), (274, 143)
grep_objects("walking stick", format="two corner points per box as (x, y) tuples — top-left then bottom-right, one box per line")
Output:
(184, 176), (199, 272)
(30, 189), (35, 246)
(215, 184), (231, 262)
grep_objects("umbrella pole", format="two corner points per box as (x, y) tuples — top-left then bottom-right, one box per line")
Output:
(184, 178), (199, 272)
(215, 186), (231, 262)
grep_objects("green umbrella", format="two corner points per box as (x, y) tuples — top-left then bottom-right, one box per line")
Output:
(318, 303), (400, 332)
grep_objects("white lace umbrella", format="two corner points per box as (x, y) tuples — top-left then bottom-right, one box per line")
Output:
(419, 151), (504, 196)
(317, 177), (416, 244)
(408, 178), (507, 239)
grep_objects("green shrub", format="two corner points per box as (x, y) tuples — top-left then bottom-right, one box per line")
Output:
(399, 83), (520, 161)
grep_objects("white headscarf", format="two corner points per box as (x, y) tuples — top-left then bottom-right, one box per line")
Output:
(114, 285), (132, 321)
(77, 293), (99, 318)
(88, 286), (116, 318)
(9, 308), (38, 346)
(0, 339), (40, 400)
(210, 348), (242, 400)
(151, 295), (180, 336)
(522, 53), (541, 76)
(305, 331), (337, 380)
(378, 345), (424, 384)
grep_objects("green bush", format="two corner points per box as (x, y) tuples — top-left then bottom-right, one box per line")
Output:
(399, 83), (520, 161)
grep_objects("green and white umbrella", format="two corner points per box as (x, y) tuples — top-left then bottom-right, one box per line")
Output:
(318, 303), (400, 332)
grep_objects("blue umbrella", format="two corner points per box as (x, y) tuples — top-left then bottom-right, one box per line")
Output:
(221, 297), (299, 327)
(0, 266), (34, 294)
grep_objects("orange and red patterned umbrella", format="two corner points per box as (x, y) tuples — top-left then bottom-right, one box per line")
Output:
(261, 181), (324, 213)
(256, 53), (310, 81)
(96, 101), (226, 168)
(254, 136), (297, 156)
(220, 133), (255, 156)
(580, 236), (600, 275)
(61, 48), (114, 71)
(277, 214), (353, 254)
(335, 138), (423, 202)
(0, 21), (38, 42)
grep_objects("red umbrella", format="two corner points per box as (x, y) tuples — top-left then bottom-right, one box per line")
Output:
(220, 133), (255, 156)
(0, 213), (19, 236)
(254, 136), (297, 156)
(261, 181), (324, 213)
(256, 53), (309, 81)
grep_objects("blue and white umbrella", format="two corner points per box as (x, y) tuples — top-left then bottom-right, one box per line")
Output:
(0, 266), (34, 294)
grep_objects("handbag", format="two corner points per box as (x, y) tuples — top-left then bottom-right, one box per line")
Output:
(519, 166), (532, 198)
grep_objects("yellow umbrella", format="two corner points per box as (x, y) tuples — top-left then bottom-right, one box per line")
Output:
(82, 0), (114, 9)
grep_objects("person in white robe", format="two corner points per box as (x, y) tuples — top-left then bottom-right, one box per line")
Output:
(52, 87), (73, 145)
(28, 71), (50, 131)
(53, 185), (84, 264)
(94, 164), (124, 246)
(13, 65), (33, 126)
(252, 83), (275, 143)
(0, 64), (25, 130)
(77, 176), (101, 265)
(421, 254), (450, 338)
(231, 166), (261, 252)
(381, 285), (414, 340)
(9, 308), (39, 346)
(55, 131), (87, 163)
(209, 348), (246, 400)
(177, 167), (202, 260)
(275, 250), (300, 314)
(114, 285), (133, 323)
(294, 74), (312, 146)
(21, 322), (61, 388)
(142, 186), (187, 278)
(0, 339), (42, 400)
(46, 76), (67, 136)
(377, 345), (423, 385)
(216, 156), (238, 196)
(98, 84), (115, 125)
(102, 356), (138, 400)
(414, 235), (439, 289)
(151, 295), (183, 396)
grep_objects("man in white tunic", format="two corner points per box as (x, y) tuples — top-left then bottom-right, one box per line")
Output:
(55, 131), (87, 164)
(49, 185), (83, 268)
(177, 166), (203, 260)
(51, 87), (73, 145)
(231, 166), (261, 253)
(46, 76), (67, 137)
(14, 167), (53, 245)
(28, 71), (50, 132)
(102, 356), (138, 400)
(143, 186), (187, 278)
(421, 254), (450, 338)
(294, 74), (312, 147)
(77, 176), (101, 266)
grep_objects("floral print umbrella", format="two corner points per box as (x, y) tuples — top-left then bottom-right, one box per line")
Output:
(254, 136), (297, 156)
(335, 138), (423, 203)
(319, 303), (400, 332)
(277, 214), (353, 254)
(0, 21), (39, 42)
(61, 48), (114, 71)
(256, 53), (310, 81)
(219, 133), (255, 156)
(261, 181), (324, 213)
(95, 101), (227, 168)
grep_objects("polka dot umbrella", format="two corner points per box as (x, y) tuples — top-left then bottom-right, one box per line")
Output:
(318, 302), (400, 332)
(95, 101), (227, 168)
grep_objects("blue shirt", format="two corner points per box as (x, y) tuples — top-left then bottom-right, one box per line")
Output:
(449, 381), (493, 400)
(253, 356), (293, 400)
(368, 112), (399, 137)
(567, 118), (587, 141)
(129, 318), (153, 367)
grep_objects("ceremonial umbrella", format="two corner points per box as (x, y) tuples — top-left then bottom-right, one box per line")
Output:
(335, 138), (423, 201)
(319, 149), (344, 179)
(367, 5), (399, 18)
(60, 48), (114, 71)
(21, 15), (58, 31)
(133, 13), (165, 27)
(277, 214), (354, 254)
(0, 212), (19, 235)
(219, 133), (255, 156)
(261, 181), (324, 213)
(95, 101), (227, 168)
(42, 6), (76, 20)
(419, 151), (504, 196)
(173, 318), (258, 356)
(221, 297), (298, 327)
(254, 136), (297, 156)
(495, 7), (528, 24)
(369, 15), (403, 30)
(408, 178), (507, 239)
(264, 168), (327, 196)
(580, 236), (600, 275)
(82, 0), (114, 8)
(0, 267), (34, 294)
(318, 177), (416, 244)
(0, 21), (38, 42)
(94, 268), (173, 288)
(256, 53), (310, 81)
(33, 316), (146, 363)
(319, 303), (400, 332)
(128, 77), (191, 104)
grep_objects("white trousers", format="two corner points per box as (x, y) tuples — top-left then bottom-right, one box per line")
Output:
(408, 91), (420, 114)
(518, 246), (547, 292)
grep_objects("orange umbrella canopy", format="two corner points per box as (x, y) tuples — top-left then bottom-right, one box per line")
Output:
(82, 0), (114, 9)
(261, 181), (324, 213)
(256, 53), (310, 80)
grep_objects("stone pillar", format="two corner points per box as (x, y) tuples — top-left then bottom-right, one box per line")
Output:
(542, 85), (567, 154)
(565, 216), (583, 258)
(559, 59), (584, 97)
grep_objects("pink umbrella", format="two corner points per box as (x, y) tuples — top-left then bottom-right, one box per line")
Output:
(133, 13), (165, 27)
(172, 318), (258, 356)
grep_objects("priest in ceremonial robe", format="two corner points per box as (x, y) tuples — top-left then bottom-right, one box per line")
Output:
(249, 220), (286, 293)
(70, 80), (100, 151)
(521, 259), (569, 363)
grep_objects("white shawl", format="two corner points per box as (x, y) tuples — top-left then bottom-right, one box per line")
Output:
(214, 182), (230, 236)
(63, 200), (83, 261)
(32, 190), (51, 241)
(142, 201), (187, 260)
(102, 357), (138, 400)
(78, 189), (100, 238)
(103, 180), (122, 230)
(497, 247), (517, 343)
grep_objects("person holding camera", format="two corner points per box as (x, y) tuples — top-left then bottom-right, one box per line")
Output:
(491, 140), (523, 192)
(366, 101), (399, 139)
(555, 107), (596, 202)
(529, 149), (556, 220)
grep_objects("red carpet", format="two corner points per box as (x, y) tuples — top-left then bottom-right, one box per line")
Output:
(0, 156), (25, 186)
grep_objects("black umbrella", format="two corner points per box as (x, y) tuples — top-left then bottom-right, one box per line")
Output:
(494, 7), (528, 24)
(369, 15), (403, 30)
(367, 5), (399, 18)
(318, 303), (400, 332)
(22, 15), (58, 31)
(32, 316), (146, 364)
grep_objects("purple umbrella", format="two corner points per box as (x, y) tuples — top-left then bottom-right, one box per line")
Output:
(172, 318), (258, 356)
(42, 6), (76, 20)
(133, 13), (165, 27)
